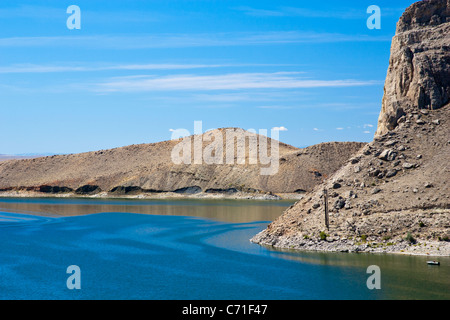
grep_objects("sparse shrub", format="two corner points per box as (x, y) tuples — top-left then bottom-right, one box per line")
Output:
(419, 220), (425, 228)
(319, 231), (328, 241)
(360, 234), (368, 242)
(406, 232), (416, 244)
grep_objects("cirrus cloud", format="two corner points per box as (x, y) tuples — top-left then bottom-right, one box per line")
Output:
(94, 72), (380, 93)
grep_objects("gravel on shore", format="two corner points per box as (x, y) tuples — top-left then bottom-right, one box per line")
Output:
(251, 230), (450, 257)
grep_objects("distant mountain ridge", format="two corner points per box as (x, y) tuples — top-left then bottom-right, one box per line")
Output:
(0, 154), (51, 162)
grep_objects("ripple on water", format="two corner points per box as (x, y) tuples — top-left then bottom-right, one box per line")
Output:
(0, 211), (59, 230)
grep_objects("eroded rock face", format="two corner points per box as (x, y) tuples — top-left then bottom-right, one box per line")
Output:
(251, 0), (450, 255)
(376, 0), (450, 136)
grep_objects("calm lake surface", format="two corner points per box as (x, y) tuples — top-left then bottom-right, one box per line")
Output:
(0, 197), (448, 300)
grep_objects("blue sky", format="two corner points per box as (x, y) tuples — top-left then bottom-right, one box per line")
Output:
(0, 0), (416, 154)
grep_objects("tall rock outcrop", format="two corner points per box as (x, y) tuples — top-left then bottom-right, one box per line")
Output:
(376, 0), (450, 135)
(252, 0), (450, 256)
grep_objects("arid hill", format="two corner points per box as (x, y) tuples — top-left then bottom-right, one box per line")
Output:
(0, 128), (365, 198)
(251, 0), (450, 255)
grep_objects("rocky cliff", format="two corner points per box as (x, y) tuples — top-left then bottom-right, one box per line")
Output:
(0, 128), (365, 198)
(251, 0), (450, 256)
(376, 0), (450, 135)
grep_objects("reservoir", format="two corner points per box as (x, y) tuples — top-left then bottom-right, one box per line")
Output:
(0, 197), (448, 300)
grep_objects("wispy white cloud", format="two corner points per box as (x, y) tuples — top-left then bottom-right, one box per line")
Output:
(257, 105), (293, 110)
(0, 31), (391, 49)
(94, 72), (379, 93)
(233, 6), (286, 17)
(0, 5), (62, 19)
(0, 63), (282, 74)
(0, 5), (163, 22)
(192, 93), (259, 103)
(336, 127), (344, 130)
(234, 6), (405, 19)
(234, 6), (365, 19)
(272, 126), (288, 131)
(192, 91), (312, 103)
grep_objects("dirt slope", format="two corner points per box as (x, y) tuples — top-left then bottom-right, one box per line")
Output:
(0, 128), (365, 197)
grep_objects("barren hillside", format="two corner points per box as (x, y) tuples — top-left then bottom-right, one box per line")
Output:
(0, 128), (365, 198)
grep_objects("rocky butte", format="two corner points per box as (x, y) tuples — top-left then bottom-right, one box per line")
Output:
(0, 128), (365, 200)
(251, 0), (450, 256)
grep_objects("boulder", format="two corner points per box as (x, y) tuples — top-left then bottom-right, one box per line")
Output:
(379, 149), (397, 161)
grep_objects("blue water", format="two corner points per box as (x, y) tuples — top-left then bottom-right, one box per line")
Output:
(0, 199), (449, 300)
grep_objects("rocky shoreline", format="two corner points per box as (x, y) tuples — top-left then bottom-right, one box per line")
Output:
(251, 230), (450, 257)
(0, 190), (303, 201)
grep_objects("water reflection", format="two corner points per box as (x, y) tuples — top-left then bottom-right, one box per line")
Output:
(0, 197), (296, 223)
(263, 245), (450, 300)
(0, 197), (448, 300)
